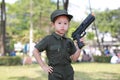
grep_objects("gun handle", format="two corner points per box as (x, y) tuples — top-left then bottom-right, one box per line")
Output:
(76, 37), (84, 49)
(77, 40), (84, 49)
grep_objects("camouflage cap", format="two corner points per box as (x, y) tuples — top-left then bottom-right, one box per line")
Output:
(50, 9), (73, 22)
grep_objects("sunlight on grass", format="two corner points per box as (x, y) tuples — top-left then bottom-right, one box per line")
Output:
(0, 63), (120, 80)
(73, 63), (120, 80)
(0, 64), (47, 80)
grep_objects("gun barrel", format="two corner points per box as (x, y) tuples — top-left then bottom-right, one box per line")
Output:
(72, 13), (95, 40)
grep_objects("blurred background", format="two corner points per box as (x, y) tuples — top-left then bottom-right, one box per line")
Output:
(0, 0), (120, 64)
(0, 0), (120, 80)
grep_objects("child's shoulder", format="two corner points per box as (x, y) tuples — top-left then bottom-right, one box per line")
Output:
(43, 34), (57, 40)
(66, 37), (74, 42)
(43, 34), (52, 40)
(66, 37), (72, 40)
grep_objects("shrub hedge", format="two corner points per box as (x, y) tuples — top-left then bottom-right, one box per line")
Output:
(0, 56), (22, 66)
(93, 55), (112, 63)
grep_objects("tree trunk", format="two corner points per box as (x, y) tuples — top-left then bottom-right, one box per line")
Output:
(63, 0), (69, 11)
(0, 0), (6, 56)
(57, 0), (59, 9)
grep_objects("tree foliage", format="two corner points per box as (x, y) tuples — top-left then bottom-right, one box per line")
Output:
(5, 0), (120, 51)
(95, 8), (120, 37)
(6, 0), (56, 45)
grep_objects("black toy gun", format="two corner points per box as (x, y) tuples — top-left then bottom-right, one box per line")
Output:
(72, 13), (95, 49)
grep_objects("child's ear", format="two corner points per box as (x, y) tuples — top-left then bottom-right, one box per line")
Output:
(68, 23), (70, 27)
(50, 22), (55, 31)
(51, 22), (54, 27)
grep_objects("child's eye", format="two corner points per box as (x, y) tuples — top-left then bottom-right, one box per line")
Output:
(58, 22), (61, 24)
(64, 23), (67, 25)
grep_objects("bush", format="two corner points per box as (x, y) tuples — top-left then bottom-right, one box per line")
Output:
(93, 56), (112, 63)
(0, 56), (22, 66)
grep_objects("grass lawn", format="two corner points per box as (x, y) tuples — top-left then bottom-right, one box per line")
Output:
(0, 63), (120, 80)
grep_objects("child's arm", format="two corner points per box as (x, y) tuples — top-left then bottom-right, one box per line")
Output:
(70, 44), (81, 62)
(70, 38), (84, 62)
(33, 48), (53, 73)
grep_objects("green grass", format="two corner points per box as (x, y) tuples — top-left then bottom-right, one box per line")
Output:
(73, 63), (120, 80)
(0, 63), (120, 80)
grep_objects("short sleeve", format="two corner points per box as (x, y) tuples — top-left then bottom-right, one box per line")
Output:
(67, 38), (77, 55)
(35, 36), (49, 52)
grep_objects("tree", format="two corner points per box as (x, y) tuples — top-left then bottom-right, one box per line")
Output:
(63, 0), (69, 11)
(95, 8), (120, 37)
(1, 0), (71, 54)
(56, 0), (69, 10)
(6, 0), (56, 52)
(0, 0), (6, 55)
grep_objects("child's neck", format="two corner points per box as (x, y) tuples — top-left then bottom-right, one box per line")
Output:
(55, 31), (64, 36)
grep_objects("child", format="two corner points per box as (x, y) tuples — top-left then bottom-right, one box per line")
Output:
(33, 9), (83, 80)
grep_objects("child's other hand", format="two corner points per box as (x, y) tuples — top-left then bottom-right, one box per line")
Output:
(42, 65), (53, 74)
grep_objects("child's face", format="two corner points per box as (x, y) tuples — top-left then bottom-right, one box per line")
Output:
(52, 16), (69, 36)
